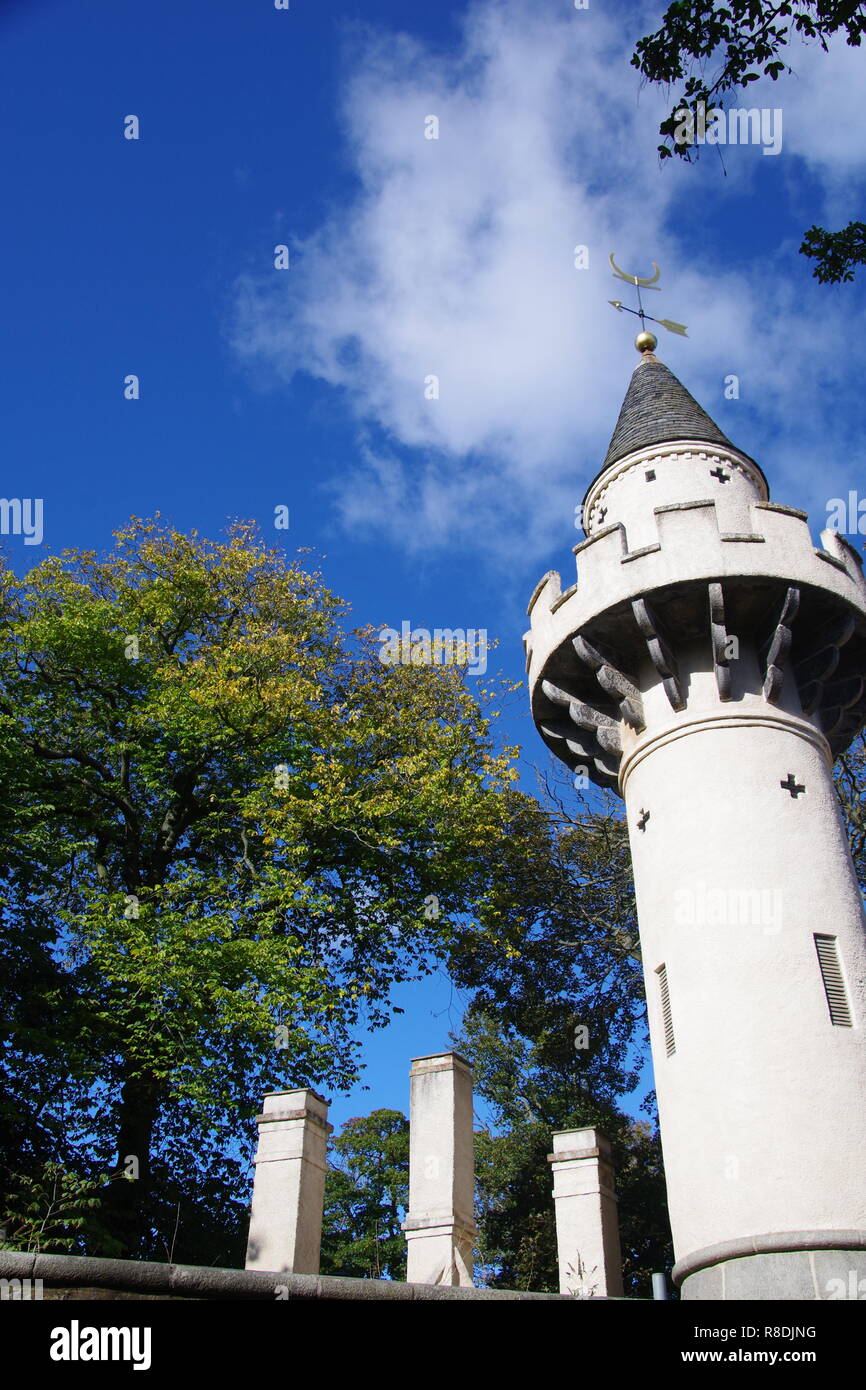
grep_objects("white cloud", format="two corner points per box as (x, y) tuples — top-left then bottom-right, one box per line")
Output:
(771, 31), (866, 178)
(231, 0), (866, 566)
(705, 30), (866, 227)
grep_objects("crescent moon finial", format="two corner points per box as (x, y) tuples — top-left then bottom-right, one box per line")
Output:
(609, 252), (662, 288)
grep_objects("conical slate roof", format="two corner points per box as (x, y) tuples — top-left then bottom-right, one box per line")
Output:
(602, 354), (736, 469)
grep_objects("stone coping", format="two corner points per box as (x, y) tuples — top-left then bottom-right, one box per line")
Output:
(673, 1230), (866, 1286)
(0, 1251), (577, 1301)
(409, 1052), (473, 1075)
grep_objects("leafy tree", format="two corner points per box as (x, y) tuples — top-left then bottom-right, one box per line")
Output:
(0, 517), (521, 1261)
(316, 779), (659, 1291)
(800, 221), (866, 284)
(456, 1009), (673, 1298)
(0, 1163), (120, 1255)
(319, 1109), (409, 1279)
(631, 0), (866, 281)
(836, 731), (866, 892)
(447, 771), (669, 1296)
(451, 776), (646, 1110)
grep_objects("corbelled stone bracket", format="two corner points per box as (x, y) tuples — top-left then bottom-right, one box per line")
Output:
(795, 612), (856, 714)
(572, 635), (645, 732)
(760, 586), (800, 704)
(821, 677), (866, 745)
(708, 583), (733, 701)
(540, 680), (621, 788)
(632, 597), (685, 711)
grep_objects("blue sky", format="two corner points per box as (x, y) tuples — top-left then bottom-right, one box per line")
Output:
(3, 0), (865, 1136)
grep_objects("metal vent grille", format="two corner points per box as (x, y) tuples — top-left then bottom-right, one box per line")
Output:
(656, 963), (676, 1056)
(814, 935), (853, 1027)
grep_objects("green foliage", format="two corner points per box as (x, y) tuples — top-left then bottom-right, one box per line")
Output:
(455, 1009), (673, 1297)
(474, 1121), (559, 1291)
(0, 1162), (119, 1255)
(317, 778), (663, 1291)
(319, 1110), (409, 1280)
(800, 220), (866, 283)
(0, 517), (522, 1259)
(452, 779), (646, 1110)
(633, 0), (866, 155)
(836, 731), (866, 892)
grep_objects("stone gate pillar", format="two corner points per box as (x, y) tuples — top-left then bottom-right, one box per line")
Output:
(403, 1052), (476, 1285)
(549, 1127), (623, 1297)
(245, 1088), (332, 1275)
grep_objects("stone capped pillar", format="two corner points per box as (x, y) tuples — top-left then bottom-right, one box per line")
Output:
(549, 1128), (623, 1298)
(245, 1088), (332, 1275)
(403, 1052), (476, 1286)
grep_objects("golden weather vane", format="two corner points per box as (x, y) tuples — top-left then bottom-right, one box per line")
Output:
(607, 252), (688, 350)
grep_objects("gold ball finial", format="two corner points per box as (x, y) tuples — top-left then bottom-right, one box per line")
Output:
(635, 329), (657, 354)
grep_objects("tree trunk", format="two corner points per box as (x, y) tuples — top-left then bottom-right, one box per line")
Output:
(98, 1070), (162, 1258)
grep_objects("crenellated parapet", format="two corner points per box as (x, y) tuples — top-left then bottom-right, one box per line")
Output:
(525, 495), (866, 790)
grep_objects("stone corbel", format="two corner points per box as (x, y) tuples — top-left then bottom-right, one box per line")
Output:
(632, 597), (685, 711)
(795, 612), (856, 714)
(572, 635), (645, 732)
(760, 586), (800, 704)
(819, 676), (865, 740)
(540, 680), (621, 786)
(708, 583), (733, 701)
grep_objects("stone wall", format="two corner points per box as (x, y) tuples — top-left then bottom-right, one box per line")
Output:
(0, 1251), (577, 1301)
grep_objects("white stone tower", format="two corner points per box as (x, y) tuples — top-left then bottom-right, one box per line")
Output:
(524, 336), (866, 1300)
